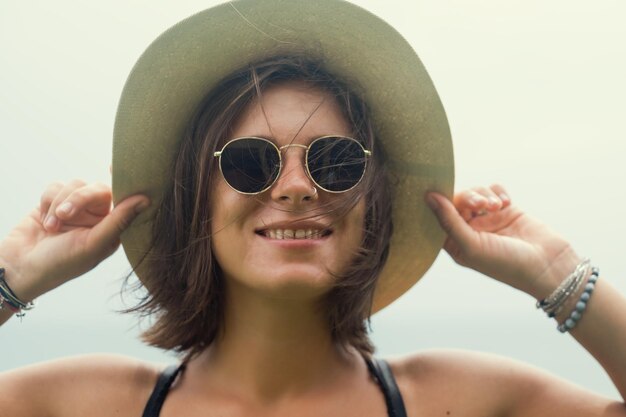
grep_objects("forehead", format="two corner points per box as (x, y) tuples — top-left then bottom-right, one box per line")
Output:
(229, 81), (353, 144)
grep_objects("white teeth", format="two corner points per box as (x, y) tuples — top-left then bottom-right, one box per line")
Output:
(263, 229), (325, 240)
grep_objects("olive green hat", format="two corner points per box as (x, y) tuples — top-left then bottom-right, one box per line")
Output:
(112, 0), (454, 313)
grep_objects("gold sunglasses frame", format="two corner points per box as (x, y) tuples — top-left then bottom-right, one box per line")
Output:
(213, 135), (372, 195)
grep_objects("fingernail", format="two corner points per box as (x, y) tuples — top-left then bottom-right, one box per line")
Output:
(45, 215), (57, 229)
(57, 202), (73, 216)
(499, 193), (510, 202)
(488, 197), (500, 206)
(134, 200), (150, 214)
(469, 195), (485, 206)
(425, 194), (439, 210)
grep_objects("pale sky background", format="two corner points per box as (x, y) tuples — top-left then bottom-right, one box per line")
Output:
(1, 0), (625, 400)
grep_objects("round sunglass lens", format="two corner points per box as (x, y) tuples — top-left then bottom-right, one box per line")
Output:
(307, 137), (367, 192)
(220, 139), (280, 194)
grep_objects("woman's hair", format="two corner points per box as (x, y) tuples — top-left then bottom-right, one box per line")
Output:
(122, 54), (393, 360)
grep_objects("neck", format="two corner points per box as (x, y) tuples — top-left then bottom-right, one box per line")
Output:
(189, 279), (362, 403)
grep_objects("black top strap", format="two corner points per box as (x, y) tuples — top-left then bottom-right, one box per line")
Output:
(365, 357), (408, 417)
(142, 358), (406, 417)
(142, 363), (186, 417)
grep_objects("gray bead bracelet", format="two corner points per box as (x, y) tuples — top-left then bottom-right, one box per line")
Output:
(557, 266), (599, 333)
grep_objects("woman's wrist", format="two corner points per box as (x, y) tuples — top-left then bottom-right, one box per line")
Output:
(0, 256), (39, 303)
(529, 245), (584, 302)
(554, 266), (598, 331)
(529, 248), (601, 330)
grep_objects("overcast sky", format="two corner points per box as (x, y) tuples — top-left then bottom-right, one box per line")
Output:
(1, 0), (625, 399)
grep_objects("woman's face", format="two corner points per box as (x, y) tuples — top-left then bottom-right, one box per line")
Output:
(210, 81), (366, 301)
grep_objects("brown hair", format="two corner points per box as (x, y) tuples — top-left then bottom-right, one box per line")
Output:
(122, 54), (393, 359)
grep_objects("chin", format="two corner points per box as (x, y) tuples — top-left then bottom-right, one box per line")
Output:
(239, 265), (337, 301)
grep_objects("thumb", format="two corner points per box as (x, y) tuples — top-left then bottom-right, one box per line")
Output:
(87, 195), (151, 254)
(425, 192), (476, 250)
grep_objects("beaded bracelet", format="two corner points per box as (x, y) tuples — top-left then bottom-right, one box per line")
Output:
(557, 266), (599, 333)
(0, 267), (35, 318)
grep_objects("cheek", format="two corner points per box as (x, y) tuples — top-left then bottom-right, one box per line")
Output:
(211, 182), (241, 245)
(211, 180), (241, 230)
(210, 176), (259, 226)
(210, 179), (259, 264)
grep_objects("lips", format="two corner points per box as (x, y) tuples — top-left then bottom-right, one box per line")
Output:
(255, 222), (333, 240)
(256, 228), (332, 240)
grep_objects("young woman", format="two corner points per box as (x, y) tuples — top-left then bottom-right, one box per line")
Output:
(1, 1), (625, 416)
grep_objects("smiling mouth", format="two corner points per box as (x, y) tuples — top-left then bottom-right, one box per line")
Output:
(256, 228), (333, 240)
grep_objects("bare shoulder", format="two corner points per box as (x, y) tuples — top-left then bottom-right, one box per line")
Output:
(0, 353), (167, 417)
(383, 349), (517, 417)
(386, 349), (625, 417)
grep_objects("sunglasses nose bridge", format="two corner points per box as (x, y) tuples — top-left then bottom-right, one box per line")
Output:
(276, 144), (311, 180)
(270, 143), (318, 200)
(277, 143), (312, 175)
(278, 143), (309, 153)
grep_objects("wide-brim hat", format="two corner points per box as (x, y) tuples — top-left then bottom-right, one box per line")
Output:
(112, 0), (454, 313)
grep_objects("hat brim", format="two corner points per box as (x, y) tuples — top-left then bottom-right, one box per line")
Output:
(112, 0), (454, 313)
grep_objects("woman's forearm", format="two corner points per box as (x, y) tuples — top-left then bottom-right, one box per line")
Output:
(556, 277), (626, 400)
(532, 250), (626, 400)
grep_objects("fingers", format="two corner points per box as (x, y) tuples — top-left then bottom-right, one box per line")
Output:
(40, 180), (108, 232)
(425, 192), (477, 252)
(453, 184), (511, 221)
(425, 184), (513, 263)
(39, 181), (150, 236)
(489, 184), (511, 206)
(86, 194), (151, 257)
(57, 183), (113, 218)
(39, 181), (64, 228)
(40, 180), (87, 231)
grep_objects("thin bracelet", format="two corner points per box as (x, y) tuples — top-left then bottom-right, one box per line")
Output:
(537, 258), (589, 312)
(557, 266), (599, 333)
(544, 262), (590, 318)
(0, 268), (35, 318)
(536, 258), (589, 315)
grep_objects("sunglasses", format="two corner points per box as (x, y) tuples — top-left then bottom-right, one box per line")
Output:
(213, 135), (372, 195)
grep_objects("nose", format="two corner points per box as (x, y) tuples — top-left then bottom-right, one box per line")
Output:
(270, 146), (318, 206)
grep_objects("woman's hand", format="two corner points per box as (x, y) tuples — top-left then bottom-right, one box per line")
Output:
(0, 179), (150, 301)
(425, 185), (582, 299)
